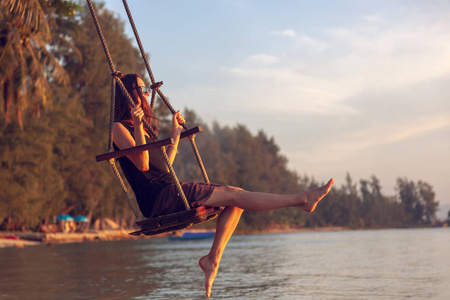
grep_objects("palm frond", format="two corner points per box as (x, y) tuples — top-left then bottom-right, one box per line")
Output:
(1, 0), (51, 41)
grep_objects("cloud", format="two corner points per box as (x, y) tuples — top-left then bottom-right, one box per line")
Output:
(224, 9), (450, 124)
(225, 62), (356, 116)
(270, 29), (328, 53)
(324, 18), (450, 90)
(332, 114), (449, 153)
(245, 54), (279, 65)
(270, 29), (297, 38)
(362, 14), (383, 23)
(283, 112), (450, 183)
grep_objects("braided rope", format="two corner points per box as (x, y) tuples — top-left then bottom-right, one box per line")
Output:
(86, 0), (157, 140)
(109, 159), (143, 221)
(121, 0), (210, 184)
(108, 77), (116, 151)
(161, 147), (190, 210)
(86, 0), (115, 73)
(86, 0), (144, 220)
(121, 0), (155, 83)
(189, 135), (210, 183)
(150, 89), (156, 109)
(85, 0), (150, 219)
(109, 73), (142, 220)
(121, 1), (182, 119)
(88, 0), (209, 216)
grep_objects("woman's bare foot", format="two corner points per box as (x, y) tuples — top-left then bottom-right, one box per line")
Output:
(199, 255), (219, 298)
(298, 178), (334, 212)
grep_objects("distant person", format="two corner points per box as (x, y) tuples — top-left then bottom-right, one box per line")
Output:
(112, 73), (334, 298)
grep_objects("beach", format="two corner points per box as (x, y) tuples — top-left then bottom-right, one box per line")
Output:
(0, 226), (348, 249)
(0, 230), (141, 248)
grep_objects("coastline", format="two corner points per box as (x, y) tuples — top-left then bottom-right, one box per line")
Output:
(0, 229), (144, 248)
(0, 226), (347, 249)
(4, 226), (445, 248)
(2, 226), (446, 248)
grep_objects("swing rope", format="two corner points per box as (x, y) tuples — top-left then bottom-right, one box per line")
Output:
(86, 0), (142, 220)
(121, 0), (210, 184)
(108, 76), (143, 221)
(86, 0), (190, 214)
(86, 0), (223, 236)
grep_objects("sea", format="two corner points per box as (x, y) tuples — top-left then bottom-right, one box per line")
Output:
(0, 228), (449, 299)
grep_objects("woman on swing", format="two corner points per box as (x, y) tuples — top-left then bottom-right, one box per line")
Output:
(113, 73), (334, 298)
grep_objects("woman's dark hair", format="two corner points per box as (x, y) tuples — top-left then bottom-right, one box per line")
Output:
(114, 73), (158, 137)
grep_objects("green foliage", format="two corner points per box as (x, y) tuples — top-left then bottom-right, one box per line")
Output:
(396, 178), (439, 225)
(0, 106), (66, 228)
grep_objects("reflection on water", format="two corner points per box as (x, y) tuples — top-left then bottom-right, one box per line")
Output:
(1, 228), (449, 299)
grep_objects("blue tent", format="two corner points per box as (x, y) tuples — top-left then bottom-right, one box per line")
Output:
(74, 216), (89, 223)
(56, 215), (74, 222)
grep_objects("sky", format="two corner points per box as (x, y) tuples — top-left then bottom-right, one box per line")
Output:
(102, 0), (450, 218)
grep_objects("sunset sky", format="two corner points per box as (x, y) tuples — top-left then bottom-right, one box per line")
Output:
(104, 0), (450, 217)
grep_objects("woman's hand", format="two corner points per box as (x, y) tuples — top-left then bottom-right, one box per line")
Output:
(167, 111), (185, 164)
(131, 104), (144, 126)
(172, 110), (185, 136)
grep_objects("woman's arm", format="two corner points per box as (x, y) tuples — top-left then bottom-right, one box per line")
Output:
(112, 105), (150, 171)
(166, 110), (185, 165)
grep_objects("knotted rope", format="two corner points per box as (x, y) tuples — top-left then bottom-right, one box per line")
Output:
(121, 0), (210, 183)
(86, 0), (190, 213)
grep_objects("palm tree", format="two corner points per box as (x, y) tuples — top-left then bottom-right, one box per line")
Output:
(0, 0), (79, 129)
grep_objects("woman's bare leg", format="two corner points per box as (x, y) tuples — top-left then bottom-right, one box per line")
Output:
(198, 178), (333, 297)
(199, 206), (243, 298)
(204, 178), (334, 212)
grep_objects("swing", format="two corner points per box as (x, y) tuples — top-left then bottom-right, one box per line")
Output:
(86, 0), (223, 237)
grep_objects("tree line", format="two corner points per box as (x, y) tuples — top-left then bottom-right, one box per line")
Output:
(0, 1), (441, 231)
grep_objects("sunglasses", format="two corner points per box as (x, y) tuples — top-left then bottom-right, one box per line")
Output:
(135, 86), (150, 94)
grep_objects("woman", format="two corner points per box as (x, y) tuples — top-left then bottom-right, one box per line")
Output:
(113, 73), (334, 298)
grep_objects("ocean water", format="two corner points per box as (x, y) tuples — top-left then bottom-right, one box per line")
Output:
(0, 228), (449, 299)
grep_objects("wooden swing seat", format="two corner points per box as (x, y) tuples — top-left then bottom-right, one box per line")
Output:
(130, 206), (223, 236)
(96, 125), (222, 237)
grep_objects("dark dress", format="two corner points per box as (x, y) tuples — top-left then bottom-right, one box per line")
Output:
(113, 121), (218, 218)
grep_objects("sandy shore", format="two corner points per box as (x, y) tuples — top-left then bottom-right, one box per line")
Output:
(0, 229), (146, 248)
(0, 226), (347, 249)
(0, 238), (41, 248)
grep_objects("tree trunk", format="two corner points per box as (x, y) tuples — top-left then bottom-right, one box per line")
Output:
(84, 197), (100, 233)
(13, 89), (23, 130)
(3, 79), (11, 123)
